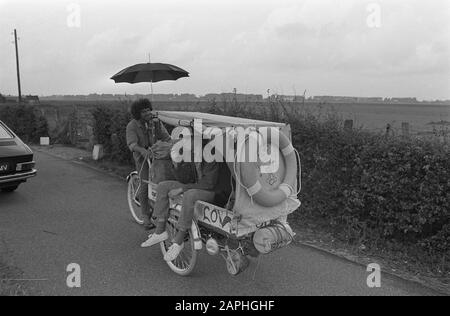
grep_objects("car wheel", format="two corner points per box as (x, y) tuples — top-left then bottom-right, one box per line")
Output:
(1, 185), (19, 193)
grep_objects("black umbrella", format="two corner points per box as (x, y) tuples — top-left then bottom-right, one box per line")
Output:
(111, 63), (189, 84)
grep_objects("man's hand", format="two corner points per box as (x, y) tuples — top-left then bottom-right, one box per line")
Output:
(137, 148), (152, 159)
(168, 188), (184, 199)
(153, 150), (166, 160)
(151, 141), (173, 160)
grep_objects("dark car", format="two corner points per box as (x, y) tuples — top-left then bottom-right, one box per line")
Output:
(0, 120), (37, 192)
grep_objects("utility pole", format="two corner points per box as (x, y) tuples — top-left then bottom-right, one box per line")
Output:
(14, 29), (22, 104)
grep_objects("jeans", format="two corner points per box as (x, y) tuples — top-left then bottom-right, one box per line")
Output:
(136, 158), (177, 225)
(154, 181), (216, 231)
(150, 159), (176, 184)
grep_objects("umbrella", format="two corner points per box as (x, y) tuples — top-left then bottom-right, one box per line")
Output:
(111, 63), (189, 84)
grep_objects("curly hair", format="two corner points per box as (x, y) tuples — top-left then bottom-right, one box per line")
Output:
(130, 99), (153, 120)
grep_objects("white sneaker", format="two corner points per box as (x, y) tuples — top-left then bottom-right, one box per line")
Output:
(141, 231), (168, 248)
(164, 243), (184, 262)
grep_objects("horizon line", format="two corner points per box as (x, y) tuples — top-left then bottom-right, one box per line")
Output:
(2, 92), (449, 102)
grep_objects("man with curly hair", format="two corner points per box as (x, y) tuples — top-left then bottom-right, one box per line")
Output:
(126, 98), (171, 230)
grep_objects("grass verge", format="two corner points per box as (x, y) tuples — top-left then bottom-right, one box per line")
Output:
(0, 260), (31, 296)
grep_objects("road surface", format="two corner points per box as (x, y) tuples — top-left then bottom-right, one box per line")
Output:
(0, 151), (441, 296)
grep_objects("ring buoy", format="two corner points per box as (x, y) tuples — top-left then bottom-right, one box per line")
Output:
(238, 128), (297, 208)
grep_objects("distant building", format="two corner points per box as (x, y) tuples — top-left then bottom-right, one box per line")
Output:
(200, 93), (262, 102)
(313, 96), (358, 103)
(390, 97), (418, 103)
(277, 95), (296, 102)
(357, 97), (383, 103)
(25, 95), (40, 104)
(172, 94), (198, 102)
(1, 95), (18, 103)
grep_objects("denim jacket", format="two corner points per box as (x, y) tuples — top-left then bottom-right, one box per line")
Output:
(126, 119), (171, 163)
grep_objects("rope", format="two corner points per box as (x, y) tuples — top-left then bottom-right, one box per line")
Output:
(294, 148), (302, 195)
(233, 135), (256, 206)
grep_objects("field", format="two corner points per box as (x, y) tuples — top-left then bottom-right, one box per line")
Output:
(301, 102), (450, 134)
(40, 99), (450, 132)
(1, 100), (449, 140)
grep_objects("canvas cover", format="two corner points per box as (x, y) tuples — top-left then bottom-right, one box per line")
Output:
(155, 111), (287, 128)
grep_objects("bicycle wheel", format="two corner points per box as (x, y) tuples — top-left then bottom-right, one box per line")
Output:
(160, 210), (198, 276)
(127, 173), (144, 225)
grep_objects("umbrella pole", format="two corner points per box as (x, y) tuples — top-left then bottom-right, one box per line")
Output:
(150, 81), (154, 102)
(148, 53), (154, 103)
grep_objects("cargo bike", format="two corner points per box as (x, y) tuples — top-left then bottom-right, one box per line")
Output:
(127, 111), (301, 276)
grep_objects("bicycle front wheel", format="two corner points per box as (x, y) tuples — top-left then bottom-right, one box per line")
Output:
(127, 173), (145, 225)
(160, 210), (198, 276)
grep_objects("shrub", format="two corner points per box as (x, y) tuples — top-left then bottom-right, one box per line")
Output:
(109, 109), (133, 165)
(91, 106), (115, 150)
(344, 137), (450, 253)
(0, 104), (49, 143)
(91, 106), (133, 165)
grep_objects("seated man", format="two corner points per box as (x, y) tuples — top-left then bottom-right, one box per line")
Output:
(141, 139), (221, 262)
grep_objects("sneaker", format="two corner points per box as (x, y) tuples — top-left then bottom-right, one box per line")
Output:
(141, 231), (168, 248)
(164, 243), (184, 262)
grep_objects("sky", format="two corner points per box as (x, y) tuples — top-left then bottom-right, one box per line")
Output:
(0, 0), (449, 100)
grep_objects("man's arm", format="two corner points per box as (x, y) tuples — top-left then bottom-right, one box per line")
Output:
(158, 121), (171, 142)
(126, 122), (139, 152)
(126, 122), (148, 157)
(182, 162), (219, 191)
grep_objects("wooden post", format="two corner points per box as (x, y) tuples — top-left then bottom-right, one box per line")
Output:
(402, 122), (410, 136)
(385, 123), (392, 137)
(14, 29), (22, 103)
(344, 119), (353, 131)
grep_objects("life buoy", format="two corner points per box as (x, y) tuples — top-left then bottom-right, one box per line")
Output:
(238, 128), (298, 208)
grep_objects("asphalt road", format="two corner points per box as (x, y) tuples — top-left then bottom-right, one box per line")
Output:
(0, 151), (440, 296)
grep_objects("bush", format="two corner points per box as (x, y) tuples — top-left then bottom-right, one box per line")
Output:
(343, 137), (449, 256)
(109, 109), (133, 164)
(0, 104), (49, 143)
(91, 107), (115, 150)
(91, 106), (133, 165)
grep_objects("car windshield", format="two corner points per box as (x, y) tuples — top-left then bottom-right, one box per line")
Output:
(0, 123), (13, 139)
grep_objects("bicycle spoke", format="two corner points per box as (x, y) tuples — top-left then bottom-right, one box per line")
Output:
(178, 257), (186, 269)
(178, 250), (189, 265)
(174, 255), (183, 268)
(164, 240), (171, 250)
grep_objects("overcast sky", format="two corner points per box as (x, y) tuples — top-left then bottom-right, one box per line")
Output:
(0, 0), (449, 99)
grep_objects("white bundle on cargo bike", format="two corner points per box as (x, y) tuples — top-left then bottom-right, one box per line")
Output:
(127, 111), (301, 276)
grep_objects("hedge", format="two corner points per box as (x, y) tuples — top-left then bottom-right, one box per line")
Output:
(91, 106), (133, 165)
(91, 101), (449, 271)
(0, 104), (49, 143)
